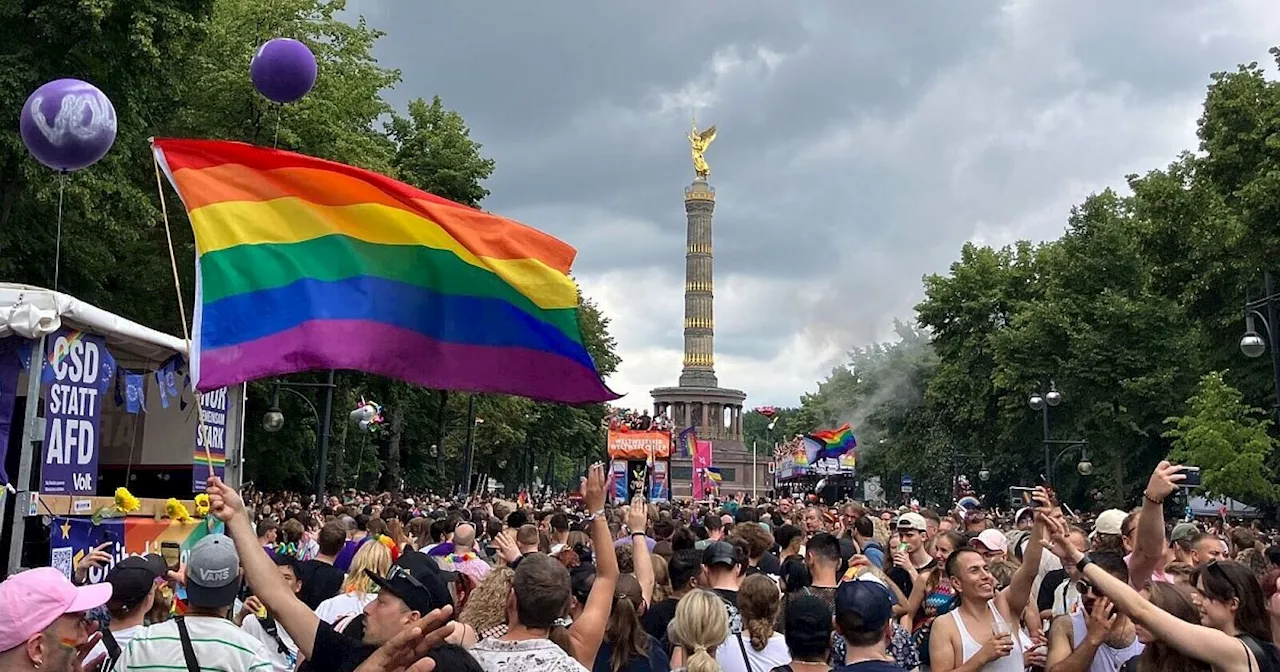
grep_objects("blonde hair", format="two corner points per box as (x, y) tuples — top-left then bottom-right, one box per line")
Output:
(343, 539), (391, 595)
(669, 589), (728, 672)
(459, 566), (514, 633)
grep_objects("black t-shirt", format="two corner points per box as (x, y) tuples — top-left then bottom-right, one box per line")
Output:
(757, 552), (782, 575)
(307, 618), (377, 672)
(642, 597), (679, 642)
(295, 560), (344, 610)
(886, 558), (935, 599)
(1037, 568), (1068, 613)
(835, 661), (906, 671)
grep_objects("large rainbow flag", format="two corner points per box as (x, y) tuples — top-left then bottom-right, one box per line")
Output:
(151, 139), (619, 404)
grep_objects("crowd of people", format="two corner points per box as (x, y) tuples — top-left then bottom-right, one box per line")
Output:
(4, 460), (1280, 672)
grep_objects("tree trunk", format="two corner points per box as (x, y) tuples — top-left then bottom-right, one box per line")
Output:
(379, 408), (404, 492)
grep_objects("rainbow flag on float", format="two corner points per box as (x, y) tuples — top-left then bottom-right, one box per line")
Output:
(151, 139), (619, 404)
(805, 422), (857, 461)
(704, 466), (723, 483)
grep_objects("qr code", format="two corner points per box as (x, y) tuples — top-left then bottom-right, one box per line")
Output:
(51, 548), (73, 579)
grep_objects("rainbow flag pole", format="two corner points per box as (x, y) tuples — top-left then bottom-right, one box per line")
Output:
(150, 139), (619, 404)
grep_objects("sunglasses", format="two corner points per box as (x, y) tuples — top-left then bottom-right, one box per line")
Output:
(1075, 580), (1096, 596)
(385, 565), (428, 592)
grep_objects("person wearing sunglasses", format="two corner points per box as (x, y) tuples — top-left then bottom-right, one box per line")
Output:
(1045, 552), (1143, 672)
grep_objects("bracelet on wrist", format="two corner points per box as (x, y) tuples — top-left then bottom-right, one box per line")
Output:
(1143, 492), (1163, 505)
(1076, 554), (1093, 574)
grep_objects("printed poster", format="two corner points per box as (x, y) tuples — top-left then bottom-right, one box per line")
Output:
(693, 439), (712, 499)
(193, 388), (229, 492)
(41, 329), (115, 495)
(49, 515), (225, 584)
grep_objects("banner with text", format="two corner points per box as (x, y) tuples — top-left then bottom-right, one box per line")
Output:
(693, 440), (712, 499)
(42, 330), (115, 495)
(610, 459), (628, 501)
(649, 460), (669, 501)
(49, 515), (224, 584)
(0, 337), (28, 486)
(607, 429), (671, 460)
(193, 388), (230, 491)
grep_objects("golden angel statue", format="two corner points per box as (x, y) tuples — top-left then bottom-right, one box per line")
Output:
(688, 122), (717, 179)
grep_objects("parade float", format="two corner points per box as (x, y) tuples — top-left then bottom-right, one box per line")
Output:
(772, 423), (859, 503)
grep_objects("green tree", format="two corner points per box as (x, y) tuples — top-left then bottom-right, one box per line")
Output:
(387, 96), (496, 207)
(1165, 371), (1280, 504)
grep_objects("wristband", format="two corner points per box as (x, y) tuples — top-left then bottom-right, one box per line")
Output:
(1076, 554), (1093, 574)
(584, 508), (605, 523)
(1143, 492), (1163, 505)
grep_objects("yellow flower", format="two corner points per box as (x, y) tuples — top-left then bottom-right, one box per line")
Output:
(114, 487), (141, 514)
(194, 494), (210, 517)
(165, 498), (192, 523)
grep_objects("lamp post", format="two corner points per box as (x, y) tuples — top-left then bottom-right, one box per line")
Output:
(1028, 383), (1063, 486)
(261, 370), (336, 500)
(951, 450), (989, 502)
(457, 394), (485, 496)
(1239, 271), (1280, 422)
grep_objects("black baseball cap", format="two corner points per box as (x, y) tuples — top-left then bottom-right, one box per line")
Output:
(106, 554), (167, 610)
(702, 541), (737, 568)
(366, 553), (452, 615)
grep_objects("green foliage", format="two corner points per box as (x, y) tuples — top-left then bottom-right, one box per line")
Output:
(1165, 371), (1280, 504)
(0, 0), (621, 495)
(791, 48), (1280, 510)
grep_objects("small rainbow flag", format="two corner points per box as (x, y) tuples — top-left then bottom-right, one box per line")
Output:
(151, 139), (619, 404)
(806, 423), (857, 460)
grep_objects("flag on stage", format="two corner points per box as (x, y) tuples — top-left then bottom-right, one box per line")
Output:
(151, 139), (619, 404)
(704, 466), (723, 482)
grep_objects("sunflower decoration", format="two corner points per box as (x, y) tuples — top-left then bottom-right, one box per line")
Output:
(165, 498), (192, 523)
(193, 493), (211, 517)
(92, 487), (142, 524)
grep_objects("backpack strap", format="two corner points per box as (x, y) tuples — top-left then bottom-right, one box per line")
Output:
(174, 616), (202, 672)
(258, 613), (290, 655)
(100, 628), (122, 671)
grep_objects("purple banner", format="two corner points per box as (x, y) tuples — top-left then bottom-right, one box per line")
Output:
(193, 388), (229, 492)
(0, 337), (29, 486)
(42, 329), (115, 495)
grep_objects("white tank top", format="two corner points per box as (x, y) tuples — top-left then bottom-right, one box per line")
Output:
(1069, 607), (1144, 672)
(947, 600), (1026, 672)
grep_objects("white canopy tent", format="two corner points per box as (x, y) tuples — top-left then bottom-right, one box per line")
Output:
(0, 283), (246, 573)
(1188, 494), (1263, 519)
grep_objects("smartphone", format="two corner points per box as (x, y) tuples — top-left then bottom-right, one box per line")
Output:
(1176, 467), (1202, 488)
(160, 541), (181, 571)
(1010, 487), (1036, 505)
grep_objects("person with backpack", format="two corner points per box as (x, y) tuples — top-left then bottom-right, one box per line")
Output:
(851, 517), (885, 570)
(237, 554), (302, 671)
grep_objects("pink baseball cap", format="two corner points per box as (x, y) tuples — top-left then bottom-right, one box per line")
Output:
(973, 529), (1008, 554)
(0, 567), (113, 652)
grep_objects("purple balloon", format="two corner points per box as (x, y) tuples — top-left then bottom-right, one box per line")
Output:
(20, 79), (118, 172)
(250, 38), (318, 104)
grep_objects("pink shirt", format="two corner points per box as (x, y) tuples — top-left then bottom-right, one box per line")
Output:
(1124, 552), (1174, 585)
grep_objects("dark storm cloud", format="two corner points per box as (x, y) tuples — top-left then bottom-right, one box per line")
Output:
(343, 0), (1278, 404)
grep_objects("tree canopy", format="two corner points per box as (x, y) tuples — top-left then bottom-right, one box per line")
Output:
(781, 48), (1280, 510)
(3, 0), (620, 494)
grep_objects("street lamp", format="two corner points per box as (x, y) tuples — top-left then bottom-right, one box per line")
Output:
(259, 371), (336, 500)
(1028, 382), (1070, 487)
(1240, 271), (1280, 421)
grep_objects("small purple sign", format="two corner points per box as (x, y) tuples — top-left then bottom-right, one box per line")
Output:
(41, 329), (115, 495)
(0, 337), (29, 486)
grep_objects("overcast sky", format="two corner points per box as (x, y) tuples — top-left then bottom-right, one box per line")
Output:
(346, 0), (1279, 409)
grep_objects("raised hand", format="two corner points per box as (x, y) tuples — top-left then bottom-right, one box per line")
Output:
(73, 632), (105, 672)
(1040, 515), (1084, 565)
(584, 463), (606, 513)
(1084, 596), (1119, 646)
(626, 497), (647, 534)
(74, 542), (113, 582)
(353, 606), (455, 672)
(1144, 461), (1185, 504)
(205, 476), (246, 522)
(494, 529), (521, 565)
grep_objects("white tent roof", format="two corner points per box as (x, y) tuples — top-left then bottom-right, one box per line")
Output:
(0, 283), (187, 365)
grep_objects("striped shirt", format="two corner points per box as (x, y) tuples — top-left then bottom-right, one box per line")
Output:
(116, 615), (273, 672)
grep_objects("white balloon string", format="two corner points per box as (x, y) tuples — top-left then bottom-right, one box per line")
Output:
(53, 174), (65, 292)
(273, 106), (282, 148)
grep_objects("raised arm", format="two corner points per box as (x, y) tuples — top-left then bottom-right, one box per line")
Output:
(207, 476), (321, 658)
(998, 488), (1050, 618)
(569, 464), (617, 668)
(1129, 461), (1184, 588)
(627, 498), (655, 606)
(1041, 516), (1253, 672)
